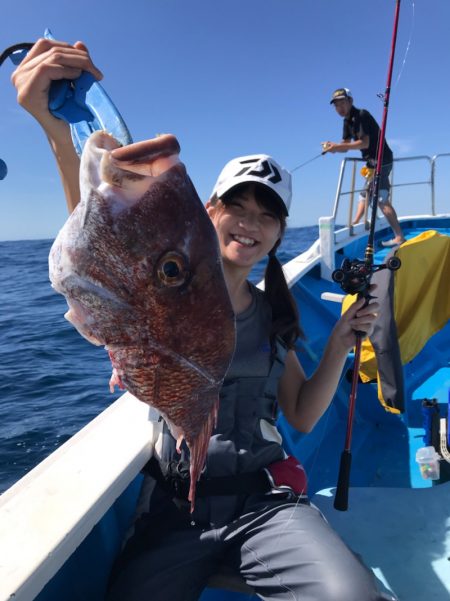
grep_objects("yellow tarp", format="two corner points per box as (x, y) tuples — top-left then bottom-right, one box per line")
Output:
(342, 230), (450, 411)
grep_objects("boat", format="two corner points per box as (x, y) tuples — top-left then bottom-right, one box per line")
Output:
(1, 149), (449, 601)
(2, 10), (450, 597)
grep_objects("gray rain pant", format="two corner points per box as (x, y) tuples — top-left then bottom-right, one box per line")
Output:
(107, 492), (395, 601)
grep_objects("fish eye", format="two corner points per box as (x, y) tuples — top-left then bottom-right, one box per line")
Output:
(157, 252), (189, 287)
(162, 261), (180, 278)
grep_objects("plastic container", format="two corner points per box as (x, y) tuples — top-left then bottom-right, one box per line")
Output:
(415, 446), (441, 480)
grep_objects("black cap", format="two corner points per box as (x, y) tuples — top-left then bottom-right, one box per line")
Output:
(330, 88), (353, 104)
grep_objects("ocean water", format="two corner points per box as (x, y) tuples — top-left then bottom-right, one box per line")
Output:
(0, 226), (319, 493)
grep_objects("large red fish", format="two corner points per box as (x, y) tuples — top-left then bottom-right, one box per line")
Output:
(49, 131), (236, 506)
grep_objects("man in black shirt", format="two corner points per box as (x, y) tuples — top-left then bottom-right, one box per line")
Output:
(324, 88), (404, 246)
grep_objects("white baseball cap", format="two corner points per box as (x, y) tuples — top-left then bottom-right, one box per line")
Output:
(210, 154), (292, 216)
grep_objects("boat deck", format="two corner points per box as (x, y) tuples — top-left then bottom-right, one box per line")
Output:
(313, 482), (450, 600)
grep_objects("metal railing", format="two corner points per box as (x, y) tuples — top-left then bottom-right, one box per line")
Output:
(331, 153), (450, 226)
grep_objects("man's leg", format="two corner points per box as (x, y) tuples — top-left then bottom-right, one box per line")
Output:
(352, 194), (367, 224)
(378, 190), (405, 245)
(376, 165), (405, 246)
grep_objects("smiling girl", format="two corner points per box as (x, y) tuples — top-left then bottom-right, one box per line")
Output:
(12, 39), (393, 601)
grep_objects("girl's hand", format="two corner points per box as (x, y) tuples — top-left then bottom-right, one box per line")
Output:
(332, 290), (380, 352)
(11, 38), (103, 213)
(11, 38), (103, 132)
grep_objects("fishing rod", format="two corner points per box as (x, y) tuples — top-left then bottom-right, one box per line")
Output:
(290, 150), (326, 173)
(291, 141), (334, 173)
(332, 0), (403, 512)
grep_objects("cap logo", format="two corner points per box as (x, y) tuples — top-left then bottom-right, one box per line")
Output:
(234, 158), (282, 184)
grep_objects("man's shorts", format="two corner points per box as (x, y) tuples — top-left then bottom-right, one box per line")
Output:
(360, 162), (392, 205)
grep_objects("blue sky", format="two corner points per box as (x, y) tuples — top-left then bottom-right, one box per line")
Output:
(0, 0), (449, 241)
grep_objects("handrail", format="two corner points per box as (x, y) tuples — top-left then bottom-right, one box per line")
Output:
(331, 154), (450, 224)
(431, 153), (450, 216)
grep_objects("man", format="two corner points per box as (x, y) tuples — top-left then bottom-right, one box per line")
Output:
(324, 88), (404, 247)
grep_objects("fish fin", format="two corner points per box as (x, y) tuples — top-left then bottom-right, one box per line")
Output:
(109, 368), (126, 393)
(187, 396), (220, 511)
(176, 434), (185, 454)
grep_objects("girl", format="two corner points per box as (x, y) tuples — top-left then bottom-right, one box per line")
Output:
(12, 39), (393, 601)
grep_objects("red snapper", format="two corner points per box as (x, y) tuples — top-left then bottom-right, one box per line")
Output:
(49, 131), (236, 507)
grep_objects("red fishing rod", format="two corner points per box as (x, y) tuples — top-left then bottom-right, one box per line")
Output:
(332, 0), (402, 511)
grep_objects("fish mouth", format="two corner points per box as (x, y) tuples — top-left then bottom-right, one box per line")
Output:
(81, 131), (182, 200)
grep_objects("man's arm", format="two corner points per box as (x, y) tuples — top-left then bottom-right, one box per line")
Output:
(323, 136), (369, 154)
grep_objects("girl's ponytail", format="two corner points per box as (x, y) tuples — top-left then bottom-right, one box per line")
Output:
(265, 243), (304, 349)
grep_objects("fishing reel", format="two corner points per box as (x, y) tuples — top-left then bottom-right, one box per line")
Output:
(360, 166), (375, 180)
(332, 255), (401, 295)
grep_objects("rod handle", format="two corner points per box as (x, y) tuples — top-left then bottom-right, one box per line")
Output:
(334, 450), (352, 511)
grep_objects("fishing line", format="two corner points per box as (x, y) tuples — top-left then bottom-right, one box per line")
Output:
(375, 0), (413, 100)
(392, 0), (415, 89)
